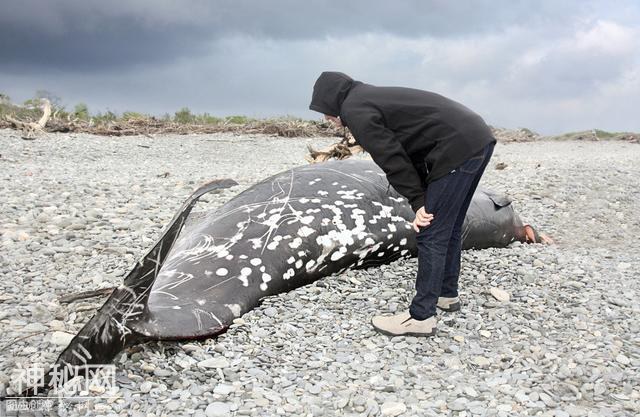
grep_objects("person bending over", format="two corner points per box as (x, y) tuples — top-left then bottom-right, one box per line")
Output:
(309, 71), (496, 337)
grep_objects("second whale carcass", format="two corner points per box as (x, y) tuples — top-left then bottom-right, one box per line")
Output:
(49, 158), (545, 374)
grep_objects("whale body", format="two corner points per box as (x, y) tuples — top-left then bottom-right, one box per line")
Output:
(36, 159), (536, 391)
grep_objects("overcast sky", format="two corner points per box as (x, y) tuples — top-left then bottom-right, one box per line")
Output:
(1, 0), (639, 134)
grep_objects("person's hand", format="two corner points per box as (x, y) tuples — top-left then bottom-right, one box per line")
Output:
(412, 206), (433, 232)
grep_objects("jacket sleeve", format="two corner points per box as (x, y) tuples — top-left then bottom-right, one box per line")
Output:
(344, 108), (426, 213)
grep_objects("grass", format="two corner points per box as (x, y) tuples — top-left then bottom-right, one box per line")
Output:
(0, 92), (264, 127)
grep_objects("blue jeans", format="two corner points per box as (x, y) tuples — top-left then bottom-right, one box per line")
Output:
(409, 141), (495, 320)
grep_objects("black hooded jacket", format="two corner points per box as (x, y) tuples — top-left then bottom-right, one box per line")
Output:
(309, 71), (496, 213)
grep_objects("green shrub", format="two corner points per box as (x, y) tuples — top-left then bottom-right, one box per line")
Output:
(197, 113), (222, 125)
(174, 107), (195, 124)
(225, 115), (251, 124)
(93, 110), (117, 124)
(74, 103), (89, 120)
(122, 111), (147, 120)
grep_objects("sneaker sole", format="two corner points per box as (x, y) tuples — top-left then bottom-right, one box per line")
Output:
(370, 319), (436, 338)
(437, 301), (461, 312)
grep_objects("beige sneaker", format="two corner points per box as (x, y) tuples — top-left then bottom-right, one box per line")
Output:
(371, 311), (437, 337)
(437, 296), (461, 312)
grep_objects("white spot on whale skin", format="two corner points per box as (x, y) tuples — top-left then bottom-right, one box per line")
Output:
(386, 234), (393, 239)
(197, 299), (206, 306)
(317, 190), (329, 196)
(260, 265), (266, 272)
(225, 254), (234, 260)
(256, 212), (267, 219)
(297, 226), (315, 237)
(393, 246), (399, 251)
(400, 238), (407, 245)
(238, 276), (249, 287)
(266, 240), (279, 250)
(249, 238), (262, 249)
(287, 256), (295, 264)
(299, 197), (310, 203)
(388, 224), (397, 232)
(295, 259), (303, 269)
(332, 182), (339, 185)
(401, 249), (409, 256)
(250, 258), (262, 266)
(300, 215), (314, 225)
(216, 268), (228, 276)
(369, 219), (377, 224)
(239, 254), (248, 259)
(205, 270), (213, 276)
(260, 283), (268, 291)
(310, 198), (321, 203)
(305, 260), (316, 270)
(330, 247), (347, 261)
(377, 252), (385, 257)
(216, 249), (230, 258)
(334, 200), (344, 206)
(225, 304), (241, 317)
(262, 272), (272, 283)
(283, 268), (295, 280)
(172, 306), (181, 310)
(241, 267), (252, 276)
(364, 237), (375, 246)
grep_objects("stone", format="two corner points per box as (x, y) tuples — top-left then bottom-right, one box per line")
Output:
(615, 354), (630, 365)
(50, 331), (75, 346)
(380, 401), (407, 416)
(198, 357), (230, 369)
(490, 287), (510, 302)
(205, 402), (231, 417)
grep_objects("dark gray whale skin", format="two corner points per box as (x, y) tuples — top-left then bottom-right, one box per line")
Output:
(34, 159), (531, 392)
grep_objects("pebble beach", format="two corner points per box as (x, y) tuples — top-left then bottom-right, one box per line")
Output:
(0, 129), (638, 416)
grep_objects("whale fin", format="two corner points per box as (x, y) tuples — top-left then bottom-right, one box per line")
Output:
(21, 178), (238, 397)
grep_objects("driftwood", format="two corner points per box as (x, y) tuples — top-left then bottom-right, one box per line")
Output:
(305, 130), (364, 163)
(5, 99), (51, 140)
(1, 111), (344, 138)
(59, 286), (116, 304)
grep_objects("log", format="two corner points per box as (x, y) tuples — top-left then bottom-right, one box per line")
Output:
(5, 98), (52, 140)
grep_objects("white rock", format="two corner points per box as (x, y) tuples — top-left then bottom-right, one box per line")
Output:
(139, 381), (152, 393)
(380, 401), (407, 416)
(490, 287), (510, 302)
(616, 354), (630, 365)
(198, 357), (230, 369)
(213, 384), (233, 395)
(205, 402), (231, 417)
(473, 356), (491, 367)
(50, 331), (74, 346)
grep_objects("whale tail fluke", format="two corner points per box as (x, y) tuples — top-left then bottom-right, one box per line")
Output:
(20, 179), (238, 397)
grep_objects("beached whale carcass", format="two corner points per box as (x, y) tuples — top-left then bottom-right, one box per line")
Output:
(37, 158), (544, 392)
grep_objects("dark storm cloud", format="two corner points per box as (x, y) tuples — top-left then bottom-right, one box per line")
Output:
(0, 0), (639, 134)
(0, 0), (590, 71)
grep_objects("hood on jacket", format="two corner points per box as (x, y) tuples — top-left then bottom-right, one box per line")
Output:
(309, 72), (356, 117)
